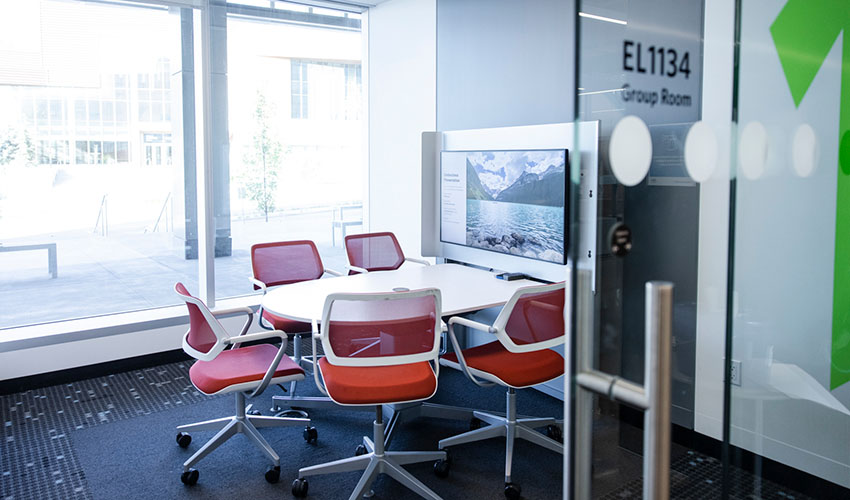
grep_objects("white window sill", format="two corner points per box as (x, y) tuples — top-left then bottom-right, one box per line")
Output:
(0, 295), (262, 353)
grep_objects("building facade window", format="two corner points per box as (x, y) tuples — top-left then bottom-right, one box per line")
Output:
(290, 59), (361, 120)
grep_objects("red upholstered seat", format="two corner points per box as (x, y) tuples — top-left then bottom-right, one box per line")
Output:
(318, 357), (437, 405)
(442, 340), (564, 388)
(189, 343), (305, 395)
(261, 310), (312, 334)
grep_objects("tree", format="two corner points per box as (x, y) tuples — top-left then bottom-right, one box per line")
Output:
(0, 128), (20, 166)
(0, 128), (35, 166)
(241, 92), (283, 222)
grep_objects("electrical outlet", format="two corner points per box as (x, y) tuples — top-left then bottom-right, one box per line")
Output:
(730, 359), (742, 386)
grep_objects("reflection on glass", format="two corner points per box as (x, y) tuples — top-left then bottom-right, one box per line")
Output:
(219, 8), (364, 299)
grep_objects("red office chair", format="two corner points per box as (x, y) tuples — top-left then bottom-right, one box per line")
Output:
(344, 231), (430, 274)
(251, 240), (341, 417)
(438, 282), (565, 500)
(291, 288), (449, 500)
(173, 283), (310, 486)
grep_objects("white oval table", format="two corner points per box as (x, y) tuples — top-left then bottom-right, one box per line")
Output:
(261, 263), (545, 442)
(261, 263), (538, 323)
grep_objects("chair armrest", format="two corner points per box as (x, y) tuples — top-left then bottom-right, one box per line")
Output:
(448, 316), (496, 334)
(212, 306), (254, 337)
(226, 330), (290, 398)
(346, 264), (369, 274)
(250, 278), (268, 294)
(323, 267), (343, 277)
(211, 306), (255, 318)
(225, 330), (287, 346)
(404, 257), (431, 266)
(445, 320), (495, 388)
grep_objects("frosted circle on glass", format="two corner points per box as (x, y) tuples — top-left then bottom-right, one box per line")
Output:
(792, 124), (818, 178)
(609, 115), (652, 187)
(739, 121), (768, 180)
(684, 121), (718, 183)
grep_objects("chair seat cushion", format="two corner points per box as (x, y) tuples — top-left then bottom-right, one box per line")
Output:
(442, 341), (564, 388)
(262, 310), (313, 334)
(318, 357), (437, 405)
(190, 343), (304, 395)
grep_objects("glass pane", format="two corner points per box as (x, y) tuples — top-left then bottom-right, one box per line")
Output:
(727, 1), (850, 497)
(220, 9), (364, 299)
(0, 1), (197, 329)
(116, 141), (129, 163)
(103, 141), (115, 163)
(573, 0), (708, 497)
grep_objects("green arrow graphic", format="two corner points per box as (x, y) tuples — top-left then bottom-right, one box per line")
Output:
(771, 0), (850, 390)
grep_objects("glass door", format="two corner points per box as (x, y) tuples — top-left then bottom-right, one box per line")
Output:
(568, 0), (718, 498)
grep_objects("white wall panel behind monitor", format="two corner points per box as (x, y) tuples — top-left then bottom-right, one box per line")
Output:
(421, 131), (443, 257)
(421, 122), (599, 285)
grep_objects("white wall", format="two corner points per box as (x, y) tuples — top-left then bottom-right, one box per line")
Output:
(693, 0), (734, 441)
(0, 310), (263, 380)
(367, 0), (437, 258)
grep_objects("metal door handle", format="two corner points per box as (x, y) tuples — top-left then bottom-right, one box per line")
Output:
(573, 279), (673, 500)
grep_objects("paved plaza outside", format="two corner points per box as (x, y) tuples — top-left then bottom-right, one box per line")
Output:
(0, 208), (359, 330)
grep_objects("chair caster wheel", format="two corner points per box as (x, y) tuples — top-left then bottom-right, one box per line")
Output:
(176, 432), (192, 448)
(265, 465), (281, 484)
(278, 408), (310, 419)
(292, 477), (309, 497)
(433, 456), (451, 478)
(470, 417), (483, 430)
(303, 426), (318, 444)
(248, 409), (263, 416)
(180, 468), (199, 485)
(504, 482), (521, 500)
(355, 444), (368, 456)
(546, 424), (563, 443)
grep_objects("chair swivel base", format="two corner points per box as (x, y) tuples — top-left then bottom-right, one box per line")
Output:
(292, 417), (447, 500)
(176, 392), (310, 485)
(437, 389), (563, 497)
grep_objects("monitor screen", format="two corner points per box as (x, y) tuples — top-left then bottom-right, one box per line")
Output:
(440, 149), (568, 265)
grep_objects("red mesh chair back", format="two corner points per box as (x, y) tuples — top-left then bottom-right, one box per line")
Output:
(502, 284), (565, 349)
(175, 282), (222, 356)
(251, 240), (324, 289)
(321, 289), (441, 366)
(345, 232), (405, 274)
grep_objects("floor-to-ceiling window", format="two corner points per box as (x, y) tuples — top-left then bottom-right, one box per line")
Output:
(0, 0), (367, 330)
(0, 0), (195, 329)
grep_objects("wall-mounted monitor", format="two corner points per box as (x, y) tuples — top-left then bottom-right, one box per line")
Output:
(422, 122), (598, 285)
(439, 149), (568, 265)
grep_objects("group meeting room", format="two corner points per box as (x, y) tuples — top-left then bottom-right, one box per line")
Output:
(1, 1), (849, 499)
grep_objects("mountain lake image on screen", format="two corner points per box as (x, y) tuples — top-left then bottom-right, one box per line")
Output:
(439, 149), (568, 264)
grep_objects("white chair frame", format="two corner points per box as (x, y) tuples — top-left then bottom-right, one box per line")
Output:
(175, 285), (310, 481)
(295, 288), (447, 500)
(438, 281), (565, 490)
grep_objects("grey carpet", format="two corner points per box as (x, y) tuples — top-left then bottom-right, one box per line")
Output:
(70, 368), (564, 500)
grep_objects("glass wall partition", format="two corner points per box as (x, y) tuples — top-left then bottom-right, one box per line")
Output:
(0, 0), (199, 329)
(727, 0), (850, 497)
(568, 0), (850, 498)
